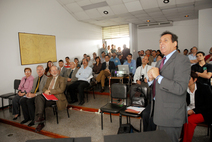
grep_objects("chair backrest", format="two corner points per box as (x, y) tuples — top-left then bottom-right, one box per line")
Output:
(14, 79), (21, 92)
(111, 83), (127, 99)
(130, 85), (148, 99)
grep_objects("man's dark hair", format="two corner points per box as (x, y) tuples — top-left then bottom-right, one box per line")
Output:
(140, 50), (144, 52)
(59, 60), (64, 63)
(196, 51), (205, 56)
(184, 49), (188, 52)
(190, 71), (198, 81)
(158, 54), (164, 58)
(65, 57), (69, 59)
(82, 58), (88, 62)
(74, 58), (79, 62)
(101, 51), (105, 54)
(87, 55), (90, 58)
(84, 54), (87, 56)
(105, 55), (109, 58)
(128, 53), (132, 57)
(152, 50), (156, 53)
(161, 31), (178, 44)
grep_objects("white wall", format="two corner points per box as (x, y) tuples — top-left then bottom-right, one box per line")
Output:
(0, 0), (102, 106)
(137, 19), (198, 53)
(198, 8), (212, 54)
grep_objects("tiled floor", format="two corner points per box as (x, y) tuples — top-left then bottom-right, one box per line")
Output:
(0, 93), (210, 142)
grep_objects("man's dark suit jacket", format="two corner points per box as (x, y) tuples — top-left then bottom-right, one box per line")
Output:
(136, 56), (142, 68)
(186, 83), (212, 123)
(101, 61), (115, 72)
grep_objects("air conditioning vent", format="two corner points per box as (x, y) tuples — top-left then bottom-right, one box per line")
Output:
(137, 21), (173, 29)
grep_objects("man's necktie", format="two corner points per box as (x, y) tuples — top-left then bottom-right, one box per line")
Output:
(69, 70), (73, 78)
(48, 77), (55, 90)
(34, 77), (40, 93)
(152, 57), (166, 98)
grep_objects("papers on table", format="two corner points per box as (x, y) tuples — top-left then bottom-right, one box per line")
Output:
(125, 106), (145, 114)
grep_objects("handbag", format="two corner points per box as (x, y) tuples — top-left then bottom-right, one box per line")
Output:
(131, 86), (146, 107)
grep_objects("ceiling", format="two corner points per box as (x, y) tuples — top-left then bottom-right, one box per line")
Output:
(57, 0), (212, 27)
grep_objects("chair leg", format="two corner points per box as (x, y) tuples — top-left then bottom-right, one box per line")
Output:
(140, 118), (142, 132)
(93, 87), (95, 99)
(55, 106), (59, 124)
(119, 114), (122, 127)
(126, 116), (128, 124)
(67, 107), (70, 118)
(110, 113), (112, 123)
(129, 117), (131, 124)
(1, 98), (4, 109)
(101, 111), (103, 130)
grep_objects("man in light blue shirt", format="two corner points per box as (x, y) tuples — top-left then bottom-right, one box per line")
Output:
(110, 52), (121, 68)
(188, 46), (198, 65)
(123, 53), (136, 75)
(68, 58), (92, 105)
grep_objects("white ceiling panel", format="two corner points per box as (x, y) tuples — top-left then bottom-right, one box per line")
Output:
(74, 11), (90, 20)
(56, 0), (211, 27)
(58, 0), (75, 5)
(106, 0), (124, 6)
(76, 0), (92, 6)
(97, 6), (115, 16)
(139, 0), (159, 9)
(90, 0), (106, 4)
(157, 0), (176, 9)
(85, 9), (102, 19)
(124, 1), (143, 12)
(66, 2), (84, 13)
(110, 4), (128, 14)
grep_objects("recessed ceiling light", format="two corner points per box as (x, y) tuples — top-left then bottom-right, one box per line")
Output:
(146, 20), (150, 22)
(103, 11), (108, 14)
(184, 15), (189, 17)
(163, 0), (169, 4)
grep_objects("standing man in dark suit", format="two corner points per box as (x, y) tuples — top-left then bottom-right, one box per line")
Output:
(19, 65), (47, 127)
(34, 66), (68, 132)
(147, 31), (190, 142)
(58, 60), (67, 77)
(95, 55), (115, 92)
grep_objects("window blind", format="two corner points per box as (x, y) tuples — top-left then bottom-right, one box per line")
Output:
(102, 25), (129, 39)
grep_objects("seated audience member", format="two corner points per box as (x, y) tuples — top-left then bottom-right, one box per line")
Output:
(151, 54), (163, 67)
(110, 52), (121, 68)
(184, 49), (188, 56)
(177, 49), (180, 53)
(91, 52), (97, 65)
(100, 51), (106, 63)
(87, 55), (93, 68)
(20, 65), (47, 126)
(191, 51), (212, 88)
(134, 55), (153, 84)
(93, 56), (102, 78)
(145, 50), (153, 65)
(74, 58), (81, 68)
(12, 68), (34, 120)
(68, 58), (92, 105)
(58, 60), (67, 77)
(136, 50), (144, 68)
(151, 50), (157, 62)
(182, 71), (211, 142)
(117, 47), (122, 55)
(122, 44), (130, 60)
(188, 46), (198, 65)
(123, 53), (136, 75)
(66, 62), (78, 86)
(205, 47), (212, 63)
(34, 66), (68, 132)
(156, 50), (162, 56)
(81, 54), (87, 65)
(95, 55), (115, 92)
(64, 57), (71, 69)
(107, 45), (111, 53)
(118, 54), (125, 65)
(44, 61), (53, 77)
(111, 44), (117, 53)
